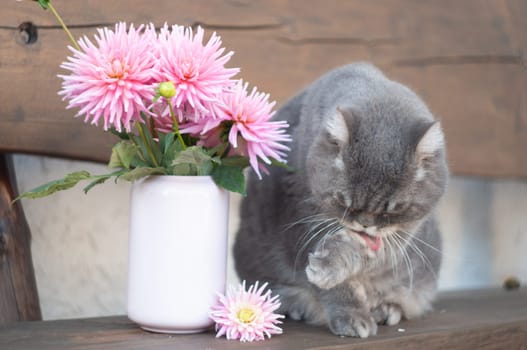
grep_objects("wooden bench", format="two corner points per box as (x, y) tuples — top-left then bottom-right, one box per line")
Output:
(0, 289), (525, 349)
(1, 0), (526, 348)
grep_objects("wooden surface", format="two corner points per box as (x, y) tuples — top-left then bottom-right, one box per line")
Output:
(1, 0), (526, 177)
(0, 155), (41, 325)
(0, 288), (526, 350)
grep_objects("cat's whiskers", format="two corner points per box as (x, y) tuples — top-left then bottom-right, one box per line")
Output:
(341, 205), (351, 222)
(297, 219), (340, 256)
(284, 213), (329, 230)
(285, 214), (331, 254)
(292, 217), (341, 278)
(398, 230), (442, 255)
(399, 229), (482, 266)
(392, 231), (438, 282)
(293, 222), (335, 278)
(383, 235), (400, 278)
(381, 217), (398, 275)
(390, 231), (415, 290)
(294, 217), (336, 250)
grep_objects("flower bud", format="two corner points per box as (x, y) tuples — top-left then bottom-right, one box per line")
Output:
(158, 81), (176, 98)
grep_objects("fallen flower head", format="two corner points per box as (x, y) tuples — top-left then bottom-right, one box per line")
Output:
(210, 281), (285, 342)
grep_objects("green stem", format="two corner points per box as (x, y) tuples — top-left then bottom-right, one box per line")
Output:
(47, 2), (80, 51)
(136, 122), (160, 167)
(219, 143), (231, 159)
(128, 135), (147, 163)
(166, 98), (187, 150)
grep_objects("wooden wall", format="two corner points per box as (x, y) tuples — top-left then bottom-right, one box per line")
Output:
(1, 0), (526, 178)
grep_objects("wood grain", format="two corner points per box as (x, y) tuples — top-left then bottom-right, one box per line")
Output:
(0, 288), (525, 349)
(0, 155), (41, 325)
(1, 0), (526, 176)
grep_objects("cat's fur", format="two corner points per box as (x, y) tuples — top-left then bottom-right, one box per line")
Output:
(234, 63), (448, 338)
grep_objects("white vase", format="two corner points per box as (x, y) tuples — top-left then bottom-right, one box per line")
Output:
(127, 175), (229, 333)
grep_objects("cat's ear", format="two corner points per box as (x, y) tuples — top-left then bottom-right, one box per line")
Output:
(416, 122), (444, 157)
(325, 107), (352, 145)
(413, 121), (444, 181)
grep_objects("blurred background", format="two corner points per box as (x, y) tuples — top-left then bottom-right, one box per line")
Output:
(13, 157), (527, 319)
(4, 0), (526, 320)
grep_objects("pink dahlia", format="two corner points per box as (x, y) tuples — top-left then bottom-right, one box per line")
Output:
(219, 81), (291, 178)
(155, 24), (239, 121)
(210, 281), (285, 342)
(58, 22), (157, 132)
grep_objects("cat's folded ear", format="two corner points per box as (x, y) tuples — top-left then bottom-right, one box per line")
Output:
(325, 107), (354, 146)
(415, 121), (445, 159)
(412, 121), (445, 181)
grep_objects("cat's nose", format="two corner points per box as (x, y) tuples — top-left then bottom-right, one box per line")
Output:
(357, 213), (375, 228)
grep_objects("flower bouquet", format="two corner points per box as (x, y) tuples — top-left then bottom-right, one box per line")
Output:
(17, 0), (291, 200)
(16, 0), (289, 337)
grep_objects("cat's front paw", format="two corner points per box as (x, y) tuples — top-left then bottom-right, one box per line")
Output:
(327, 309), (377, 338)
(306, 250), (348, 289)
(371, 303), (403, 326)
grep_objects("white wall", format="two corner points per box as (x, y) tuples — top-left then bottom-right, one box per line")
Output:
(13, 155), (527, 320)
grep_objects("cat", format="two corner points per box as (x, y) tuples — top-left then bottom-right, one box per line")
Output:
(233, 63), (448, 338)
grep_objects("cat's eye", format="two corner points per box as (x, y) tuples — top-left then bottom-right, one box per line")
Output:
(385, 201), (406, 215)
(327, 137), (341, 148)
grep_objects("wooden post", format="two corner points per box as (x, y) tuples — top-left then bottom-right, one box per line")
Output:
(0, 154), (41, 325)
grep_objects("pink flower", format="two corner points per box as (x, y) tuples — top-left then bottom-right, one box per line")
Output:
(155, 25), (239, 121)
(58, 23), (158, 132)
(218, 81), (291, 178)
(210, 281), (285, 342)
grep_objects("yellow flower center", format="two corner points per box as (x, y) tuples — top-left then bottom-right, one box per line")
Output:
(108, 59), (127, 80)
(237, 307), (256, 324)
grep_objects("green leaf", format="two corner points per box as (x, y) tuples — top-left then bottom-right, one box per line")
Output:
(160, 133), (183, 168)
(14, 171), (92, 201)
(205, 144), (223, 157)
(82, 170), (124, 194)
(136, 122), (162, 166)
(131, 134), (155, 167)
(109, 127), (130, 140)
(159, 132), (172, 154)
(82, 176), (110, 194)
(130, 155), (150, 168)
(211, 165), (246, 195)
(172, 146), (214, 176)
(172, 163), (194, 176)
(221, 156), (250, 168)
(108, 141), (139, 169)
(37, 0), (50, 10)
(118, 167), (166, 182)
(270, 158), (295, 172)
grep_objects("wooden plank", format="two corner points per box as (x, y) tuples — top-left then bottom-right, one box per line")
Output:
(0, 155), (41, 325)
(1, 0), (526, 176)
(0, 288), (525, 349)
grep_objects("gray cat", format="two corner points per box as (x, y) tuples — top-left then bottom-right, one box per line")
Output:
(233, 63), (448, 338)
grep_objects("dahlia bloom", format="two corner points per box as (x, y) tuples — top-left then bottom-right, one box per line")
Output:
(210, 281), (285, 342)
(58, 22), (157, 132)
(218, 81), (291, 178)
(155, 24), (239, 121)
(19, 0), (292, 197)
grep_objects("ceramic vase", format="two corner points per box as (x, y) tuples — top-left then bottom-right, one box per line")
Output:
(127, 175), (229, 333)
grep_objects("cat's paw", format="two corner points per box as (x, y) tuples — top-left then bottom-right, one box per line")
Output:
(288, 307), (304, 321)
(327, 309), (377, 338)
(306, 250), (348, 289)
(371, 303), (403, 326)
